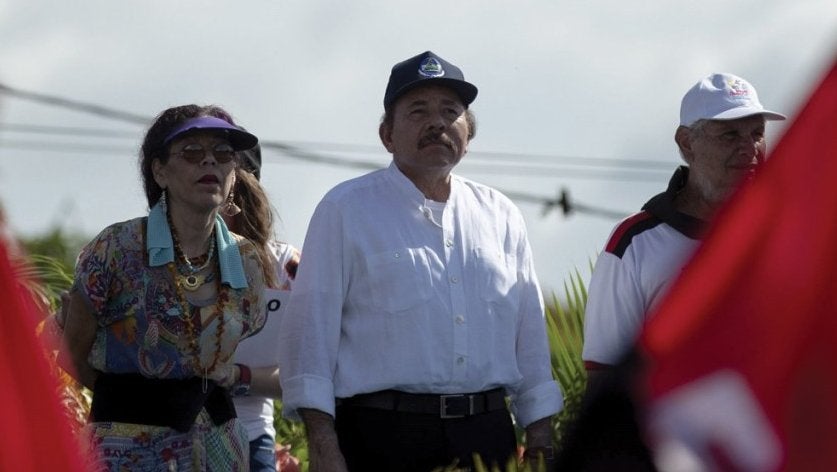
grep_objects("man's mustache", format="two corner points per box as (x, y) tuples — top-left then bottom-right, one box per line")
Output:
(418, 134), (453, 150)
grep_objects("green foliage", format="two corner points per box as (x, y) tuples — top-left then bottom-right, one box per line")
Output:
(274, 400), (309, 471)
(17, 226), (86, 312)
(471, 454), (548, 472)
(20, 226), (87, 275)
(14, 253), (74, 313)
(544, 269), (588, 448)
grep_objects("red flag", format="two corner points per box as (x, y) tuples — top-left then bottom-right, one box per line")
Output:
(640, 59), (837, 472)
(0, 241), (90, 471)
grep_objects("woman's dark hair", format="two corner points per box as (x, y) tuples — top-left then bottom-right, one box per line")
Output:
(228, 168), (278, 288)
(139, 104), (236, 208)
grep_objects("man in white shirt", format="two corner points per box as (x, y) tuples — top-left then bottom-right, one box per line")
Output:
(561, 74), (786, 470)
(278, 50), (563, 472)
(582, 73), (786, 388)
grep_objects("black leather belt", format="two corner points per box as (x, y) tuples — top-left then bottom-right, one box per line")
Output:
(338, 388), (507, 419)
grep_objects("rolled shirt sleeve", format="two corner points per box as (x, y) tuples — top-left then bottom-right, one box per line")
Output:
(507, 212), (563, 427)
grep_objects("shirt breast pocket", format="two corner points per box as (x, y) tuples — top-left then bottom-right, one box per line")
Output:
(475, 248), (519, 315)
(366, 248), (432, 313)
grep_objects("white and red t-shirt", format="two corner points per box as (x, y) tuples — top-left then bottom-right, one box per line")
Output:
(582, 167), (705, 367)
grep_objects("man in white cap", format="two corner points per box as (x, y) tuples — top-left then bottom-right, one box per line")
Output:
(279, 51), (563, 471)
(582, 73), (786, 381)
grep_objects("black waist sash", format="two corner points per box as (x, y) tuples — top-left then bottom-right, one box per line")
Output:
(91, 373), (236, 433)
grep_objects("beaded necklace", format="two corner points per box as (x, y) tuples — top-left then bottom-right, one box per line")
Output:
(167, 262), (226, 391)
(165, 211), (225, 390)
(167, 212), (216, 291)
(176, 234), (216, 273)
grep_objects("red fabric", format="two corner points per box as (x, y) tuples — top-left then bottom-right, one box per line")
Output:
(0, 242), (89, 471)
(583, 360), (612, 371)
(604, 211), (653, 253)
(640, 59), (837, 471)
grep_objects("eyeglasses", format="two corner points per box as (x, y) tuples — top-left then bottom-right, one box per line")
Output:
(171, 143), (237, 164)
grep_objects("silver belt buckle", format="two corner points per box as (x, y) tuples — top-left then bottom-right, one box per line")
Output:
(439, 394), (474, 418)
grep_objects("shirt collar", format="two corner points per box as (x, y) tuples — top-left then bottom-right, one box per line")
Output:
(385, 161), (460, 204)
(146, 202), (248, 288)
(642, 166), (706, 239)
(386, 162), (425, 204)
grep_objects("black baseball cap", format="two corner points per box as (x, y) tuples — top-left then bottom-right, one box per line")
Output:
(383, 51), (478, 109)
(240, 144), (261, 181)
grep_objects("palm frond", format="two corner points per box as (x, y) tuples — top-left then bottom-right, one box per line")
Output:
(12, 253), (73, 313)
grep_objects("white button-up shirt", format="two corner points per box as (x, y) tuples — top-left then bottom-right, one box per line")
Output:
(279, 163), (563, 427)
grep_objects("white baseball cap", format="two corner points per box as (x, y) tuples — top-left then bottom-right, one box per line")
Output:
(680, 73), (786, 126)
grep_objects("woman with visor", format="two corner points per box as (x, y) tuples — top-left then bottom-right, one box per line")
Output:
(60, 104), (267, 471)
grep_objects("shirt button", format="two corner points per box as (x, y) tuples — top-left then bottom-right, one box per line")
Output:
(457, 357), (465, 365)
(450, 276), (458, 284)
(445, 239), (454, 248)
(394, 252), (401, 258)
(455, 315), (465, 325)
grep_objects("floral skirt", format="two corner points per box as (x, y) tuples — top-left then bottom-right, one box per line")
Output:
(87, 409), (248, 471)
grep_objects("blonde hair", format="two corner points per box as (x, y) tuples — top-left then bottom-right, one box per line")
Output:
(229, 169), (278, 288)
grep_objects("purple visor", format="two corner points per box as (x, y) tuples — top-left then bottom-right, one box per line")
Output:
(163, 116), (258, 151)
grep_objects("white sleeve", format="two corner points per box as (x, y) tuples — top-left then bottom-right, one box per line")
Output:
(277, 199), (346, 420)
(582, 250), (646, 366)
(508, 212), (564, 426)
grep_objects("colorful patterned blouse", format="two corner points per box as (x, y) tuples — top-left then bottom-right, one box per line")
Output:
(75, 217), (266, 379)
(74, 215), (266, 471)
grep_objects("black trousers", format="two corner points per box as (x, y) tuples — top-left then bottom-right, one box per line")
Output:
(335, 403), (517, 472)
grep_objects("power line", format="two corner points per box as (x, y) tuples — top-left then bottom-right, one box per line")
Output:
(1, 138), (633, 219)
(1, 122), (672, 174)
(0, 82), (150, 125)
(502, 188), (629, 220)
(472, 150), (671, 170)
(278, 139), (673, 171)
(0, 139), (135, 154)
(0, 83), (637, 220)
(262, 144), (669, 182)
(0, 129), (669, 182)
(0, 123), (139, 138)
(1, 138), (632, 220)
(456, 162), (668, 182)
(261, 142), (633, 220)
(262, 141), (384, 171)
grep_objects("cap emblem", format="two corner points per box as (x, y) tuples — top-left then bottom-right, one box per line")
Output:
(727, 78), (751, 97)
(418, 57), (445, 78)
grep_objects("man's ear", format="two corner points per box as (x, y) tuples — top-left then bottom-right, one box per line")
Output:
(674, 125), (695, 165)
(379, 122), (395, 153)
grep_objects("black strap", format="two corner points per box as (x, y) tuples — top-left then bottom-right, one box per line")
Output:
(91, 373), (235, 432)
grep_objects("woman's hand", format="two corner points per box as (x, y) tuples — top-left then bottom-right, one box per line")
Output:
(208, 363), (239, 388)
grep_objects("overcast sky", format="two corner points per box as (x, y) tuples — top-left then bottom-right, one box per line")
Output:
(1, 0), (835, 292)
